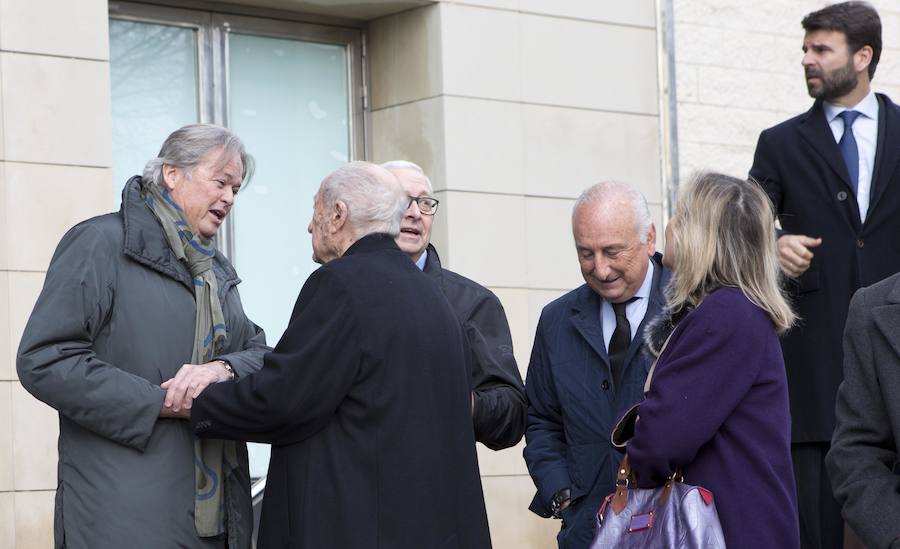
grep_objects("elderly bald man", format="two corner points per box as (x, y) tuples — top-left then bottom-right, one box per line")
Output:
(187, 161), (492, 549)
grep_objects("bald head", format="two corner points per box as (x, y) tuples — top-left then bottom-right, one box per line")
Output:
(308, 161), (408, 263)
(572, 181), (656, 303)
(572, 181), (652, 243)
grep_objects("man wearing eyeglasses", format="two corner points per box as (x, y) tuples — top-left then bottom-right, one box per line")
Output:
(382, 160), (527, 451)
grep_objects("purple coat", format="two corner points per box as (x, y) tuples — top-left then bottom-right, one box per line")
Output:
(628, 287), (799, 549)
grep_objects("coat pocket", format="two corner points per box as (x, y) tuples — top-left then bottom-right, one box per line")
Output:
(568, 443), (610, 500)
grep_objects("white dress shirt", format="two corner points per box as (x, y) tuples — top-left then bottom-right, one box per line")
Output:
(601, 260), (654, 352)
(824, 89), (879, 223)
(415, 248), (428, 270)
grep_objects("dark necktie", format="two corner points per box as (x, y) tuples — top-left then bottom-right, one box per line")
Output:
(608, 301), (632, 389)
(838, 110), (861, 194)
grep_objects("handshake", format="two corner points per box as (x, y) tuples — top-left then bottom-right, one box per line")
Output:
(159, 360), (234, 418)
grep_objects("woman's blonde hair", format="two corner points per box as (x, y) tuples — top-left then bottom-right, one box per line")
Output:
(665, 172), (795, 333)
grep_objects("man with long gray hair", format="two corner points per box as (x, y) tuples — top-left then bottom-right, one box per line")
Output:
(524, 181), (670, 549)
(183, 161), (492, 548)
(17, 123), (269, 548)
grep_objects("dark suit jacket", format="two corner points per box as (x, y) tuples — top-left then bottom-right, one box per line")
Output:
(191, 233), (491, 549)
(422, 244), (527, 450)
(524, 253), (669, 549)
(750, 93), (900, 443)
(827, 274), (900, 549)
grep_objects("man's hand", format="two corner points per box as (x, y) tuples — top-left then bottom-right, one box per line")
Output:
(160, 361), (232, 415)
(777, 234), (822, 278)
(159, 403), (190, 419)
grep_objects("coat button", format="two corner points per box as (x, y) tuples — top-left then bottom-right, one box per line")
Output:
(601, 380), (610, 390)
(857, 239), (864, 248)
(837, 191), (848, 201)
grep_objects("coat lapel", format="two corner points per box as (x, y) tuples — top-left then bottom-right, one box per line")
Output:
(866, 94), (900, 219)
(797, 102), (862, 229)
(569, 286), (609, 366)
(872, 278), (900, 360)
(623, 255), (668, 368)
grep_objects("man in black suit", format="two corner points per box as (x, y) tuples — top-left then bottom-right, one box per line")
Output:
(182, 161), (492, 548)
(381, 160), (527, 450)
(749, 3), (900, 548)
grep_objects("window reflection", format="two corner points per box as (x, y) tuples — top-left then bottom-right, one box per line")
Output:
(228, 33), (350, 479)
(109, 20), (198, 206)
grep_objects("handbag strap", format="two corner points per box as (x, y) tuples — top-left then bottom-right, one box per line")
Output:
(612, 454), (683, 514)
(643, 329), (676, 393)
(610, 326), (684, 515)
(611, 455), (635, 514)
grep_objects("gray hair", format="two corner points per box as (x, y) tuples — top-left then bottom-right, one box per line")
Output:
(142, 124), (255, 187)
(320, 161), (408, 238)
(380, 160), (434, 194)
(572, 181), (653, 243)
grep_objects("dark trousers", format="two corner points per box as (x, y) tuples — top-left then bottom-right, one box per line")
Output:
(792, 442), (844, 549)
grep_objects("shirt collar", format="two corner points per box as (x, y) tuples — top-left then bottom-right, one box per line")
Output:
(633, 259), (654, 301)
(415, 248), (428, 271)
(824, 89), (878, 123)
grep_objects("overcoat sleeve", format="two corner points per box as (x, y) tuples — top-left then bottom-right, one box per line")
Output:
(467, 293), (526, 450)
(826, 289), (900, 549)
(749, 128), (785, 216)
(523, 311), (570, 514)
(191, 267), (359, 445)
(215, 285), (268, 378)
(627, 305), (762, 486)
(16, 223), (166, 452)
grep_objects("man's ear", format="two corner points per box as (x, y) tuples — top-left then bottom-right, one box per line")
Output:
(330, 200), (349, 233)
(854, 45), (873, 75)
(645, 222), (657, 255)
(161, 164), (179, 191)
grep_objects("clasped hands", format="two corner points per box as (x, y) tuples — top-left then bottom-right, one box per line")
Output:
(159, 361), (232, 418)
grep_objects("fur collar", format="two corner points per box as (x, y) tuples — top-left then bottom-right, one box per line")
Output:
(643, 306), (690, 358)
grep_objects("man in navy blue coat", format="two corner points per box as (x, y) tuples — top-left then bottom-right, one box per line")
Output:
(524, 181), (669, 549)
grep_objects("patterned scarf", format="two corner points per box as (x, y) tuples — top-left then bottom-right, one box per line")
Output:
(144, 181), (237, 538)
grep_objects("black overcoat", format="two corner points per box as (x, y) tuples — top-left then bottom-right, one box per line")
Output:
(191, 233), (492, 549)
(422, 244), (527, 450)
(749, 93), (900, 443)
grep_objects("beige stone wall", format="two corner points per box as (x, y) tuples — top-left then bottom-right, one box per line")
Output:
(674, 0), (900, 180)
(3, 0), (666, 547)
(0, 0), (113, 545)
(370, 1), (663, 546)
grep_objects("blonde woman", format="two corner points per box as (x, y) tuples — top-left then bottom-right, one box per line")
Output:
(627, 173), (800, 548)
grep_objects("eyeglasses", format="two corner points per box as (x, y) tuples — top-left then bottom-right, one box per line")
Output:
(407, 195), (439, 215)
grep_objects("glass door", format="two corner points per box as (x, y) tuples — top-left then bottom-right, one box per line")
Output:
(218, 13), (362, 479)
(109, 7), (207, 207)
